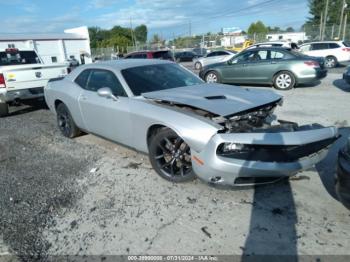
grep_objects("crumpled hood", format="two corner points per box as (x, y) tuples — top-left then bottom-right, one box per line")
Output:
(142, 83), (282, 117)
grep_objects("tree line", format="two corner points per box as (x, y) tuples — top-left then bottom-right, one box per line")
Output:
(89, 24), (147, 52)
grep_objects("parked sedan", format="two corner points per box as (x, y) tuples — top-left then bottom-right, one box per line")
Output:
(199, 47), (327, 90)
(45, 59), (338, 186)
(193, 50), (236, 70)
(174, 51), (198, 62)
(336, 138), (350, 209)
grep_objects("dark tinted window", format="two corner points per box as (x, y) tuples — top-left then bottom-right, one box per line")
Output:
(75, 69), (91, 88)
(86, 69), (127, 96)
(0, 50), (40, 66)
(343, 42), (350, 47)
(206, 52), (217, 57)
(311, 43), (329, 50)
(122, 64), (203, 96)
(133, 53), (147, 58)
(216, 51), (228, 56)
(153, 51), (172, 59)
(329, 43), (340, 49)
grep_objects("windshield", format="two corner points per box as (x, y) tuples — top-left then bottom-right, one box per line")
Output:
(122, 63), (204, 96)
(343, 42), (350, 47)
(0, 51), (41, 66)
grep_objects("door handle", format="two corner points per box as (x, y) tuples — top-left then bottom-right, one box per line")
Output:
(80, 95), (87, 100)
(271, 61), (277, 64)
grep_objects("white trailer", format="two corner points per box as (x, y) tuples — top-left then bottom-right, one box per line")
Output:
(0, 26), (92, 65)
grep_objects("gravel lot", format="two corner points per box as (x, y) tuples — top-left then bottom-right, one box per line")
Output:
(0, 67), (350, 261)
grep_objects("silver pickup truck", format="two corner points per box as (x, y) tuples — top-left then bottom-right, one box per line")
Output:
(0, 48), (69, 117)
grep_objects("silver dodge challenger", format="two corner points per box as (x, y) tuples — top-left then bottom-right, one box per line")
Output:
(44, 59), (339, 186)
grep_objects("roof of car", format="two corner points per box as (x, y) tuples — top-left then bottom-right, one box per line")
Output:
(80, 59), (174, 71)
(242, 46), (291, 52)
(126, 50), (170, 55)
(300, 41), (342, 45)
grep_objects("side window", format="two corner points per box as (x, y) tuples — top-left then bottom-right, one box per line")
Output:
(75, 69), (91, 88)
(329, 43), (340, 49)
(51, 56), (57, 63)
(271, 51), (285, 60)
(216, 51), (227, 56)
(207, 52), (217, 57)
(311, 43), (329, 50)
(86, 69), (127, 97)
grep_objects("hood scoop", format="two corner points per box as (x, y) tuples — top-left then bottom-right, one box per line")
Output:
(205, 95), (226, 100)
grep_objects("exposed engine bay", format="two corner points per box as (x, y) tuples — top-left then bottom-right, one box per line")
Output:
(154, 99), (300, 133)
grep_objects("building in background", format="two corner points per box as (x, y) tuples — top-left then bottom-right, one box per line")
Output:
(220, 27), (246, 47)
(0, 26), (92, 64)
(266, 32), (308, 43)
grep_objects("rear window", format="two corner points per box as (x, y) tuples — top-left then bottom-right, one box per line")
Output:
(343, 42), (350, 47)
(153, 51), (172, 59)
(0, 50), (41, 66)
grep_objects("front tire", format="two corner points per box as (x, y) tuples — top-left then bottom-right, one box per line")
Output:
(325, 56), (337, 68)
(56, 103), (81, 138)
(273, 71), (295, 90)
(0, 103), (9, 117)
(205, 71), (221, 83)
(148, 128), (195, 183)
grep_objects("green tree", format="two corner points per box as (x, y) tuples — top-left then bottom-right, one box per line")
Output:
(248, 21), (268, 35)
(286, 27), (295, 32)
(134, 24), (148, 43)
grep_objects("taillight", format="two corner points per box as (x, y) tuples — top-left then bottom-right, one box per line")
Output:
(342, 48), (350, 52)
(304, 61), (319, 68)
(0, 74), (6, 88)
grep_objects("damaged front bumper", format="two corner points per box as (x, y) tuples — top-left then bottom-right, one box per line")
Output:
(191, 126), (339, 186)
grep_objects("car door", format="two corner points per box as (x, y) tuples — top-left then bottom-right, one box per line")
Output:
(245, 50), (284, 83)
(78, 69), (131, 144)
(220, 51), (253, 83)
(307, 43), (329, 57)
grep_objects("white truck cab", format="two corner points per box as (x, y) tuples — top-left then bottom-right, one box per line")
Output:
(0, 48), (69, 116)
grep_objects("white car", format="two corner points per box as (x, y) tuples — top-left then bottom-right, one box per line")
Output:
(193, 50), (236, 70)
(246, 41), (297, 50)
(0, 48), (69, 117)
(299, 41), (350, 68)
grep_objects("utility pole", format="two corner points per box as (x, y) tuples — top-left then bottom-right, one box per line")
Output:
(338, 0), (346, 39)
(130, 17), (136, 49)
(343, 12), (348, 41)
(321, 0), (329, 41)
(319, 12), (323, 40)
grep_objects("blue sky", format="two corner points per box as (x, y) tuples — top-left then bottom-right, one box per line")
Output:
(0, 0), (309, 39)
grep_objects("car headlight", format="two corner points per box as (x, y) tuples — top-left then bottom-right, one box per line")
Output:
(221, 143), (246, 153)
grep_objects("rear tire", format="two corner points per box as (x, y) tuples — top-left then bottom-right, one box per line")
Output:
(273, 71), (295, 90)
(205, 71), (221, 83)
(56, 103), (81, 138)
(325, 56), (337, 68)
(195, 62), (202, 70)
(148, 128), (196, 183)
(0, 103), (9, 117)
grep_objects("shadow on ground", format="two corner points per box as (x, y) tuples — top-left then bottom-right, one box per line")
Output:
(241, 134), (298, 261)
(333, 79), (350, 92)
(316, 127), (350, 200)
(6, 99), (48, 117)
